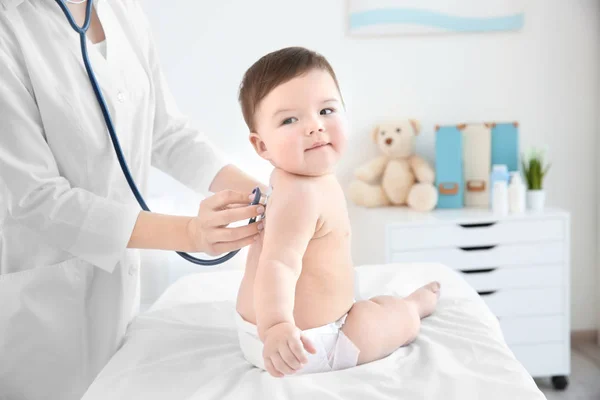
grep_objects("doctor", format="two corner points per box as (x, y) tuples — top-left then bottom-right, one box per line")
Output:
(0, 0), (266, 399)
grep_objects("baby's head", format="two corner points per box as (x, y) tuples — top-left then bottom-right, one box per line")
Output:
(239, 47), (347, 177)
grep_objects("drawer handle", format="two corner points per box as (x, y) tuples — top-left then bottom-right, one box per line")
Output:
(461, 268), (497, 274)
(438, 182), (459, 195)
(478, 290), (497, 296)
(458, 222), (497, 228)
(466, 180), (486, 192)
(458, 245), (497, 252)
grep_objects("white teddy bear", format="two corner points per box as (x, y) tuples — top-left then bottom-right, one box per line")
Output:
(348, 120), (438, 212)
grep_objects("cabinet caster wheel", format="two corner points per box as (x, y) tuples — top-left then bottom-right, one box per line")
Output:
(551, 375), (568, 390)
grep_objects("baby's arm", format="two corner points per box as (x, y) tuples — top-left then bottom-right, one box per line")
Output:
(254, 180), (318, 377)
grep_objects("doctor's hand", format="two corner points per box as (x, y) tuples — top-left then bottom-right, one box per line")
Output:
(188, 190), (264, 255)
(262, 322), (317, 377)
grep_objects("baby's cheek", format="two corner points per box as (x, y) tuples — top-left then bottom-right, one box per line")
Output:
(284, 142), (302, 159)
(332, 132), (348, 153)
(280, 148), (304, 169)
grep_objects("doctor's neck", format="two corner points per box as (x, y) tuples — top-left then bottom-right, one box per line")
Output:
(65, 1), (106, 45)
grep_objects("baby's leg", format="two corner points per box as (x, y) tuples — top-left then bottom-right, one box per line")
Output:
(341, 282), (440, 365)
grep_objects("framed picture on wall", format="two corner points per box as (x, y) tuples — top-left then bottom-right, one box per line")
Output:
(347, 0), (525, 37)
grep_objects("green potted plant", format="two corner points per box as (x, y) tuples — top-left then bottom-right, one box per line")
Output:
(521, 148), (550, 212)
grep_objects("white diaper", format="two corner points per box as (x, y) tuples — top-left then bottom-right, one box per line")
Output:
(235, 312), (360, 374)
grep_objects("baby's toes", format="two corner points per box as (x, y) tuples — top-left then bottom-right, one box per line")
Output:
(425, 281), (441, 294)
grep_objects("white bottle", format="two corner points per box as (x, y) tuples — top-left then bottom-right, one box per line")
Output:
(492, 180), (508, 216)
(508, 172), (526, 213)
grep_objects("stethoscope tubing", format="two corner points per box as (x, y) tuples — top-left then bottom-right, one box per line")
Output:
(54, 0), (261, 266)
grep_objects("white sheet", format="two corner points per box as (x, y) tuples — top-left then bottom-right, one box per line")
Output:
(82, 263), (546, 400)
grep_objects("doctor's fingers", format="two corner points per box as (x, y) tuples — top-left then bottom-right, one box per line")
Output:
(208, 205), (264, 227)
(208, 223), (262, 244)
(206, 234), (258, 256)
(205, 190), (252, 211)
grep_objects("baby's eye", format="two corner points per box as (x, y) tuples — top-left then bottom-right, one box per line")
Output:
(320, 108), (334, 115)
(282, 117), (298, 125)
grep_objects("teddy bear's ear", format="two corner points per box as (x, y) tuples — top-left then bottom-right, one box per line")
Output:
(409, 119), (421, 135)
(371, 125), (380, 142)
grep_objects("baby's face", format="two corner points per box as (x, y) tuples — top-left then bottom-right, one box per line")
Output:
(251, 69), (347, 176)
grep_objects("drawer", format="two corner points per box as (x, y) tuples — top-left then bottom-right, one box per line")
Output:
(500, 315), (566, 345)
(388, 218), (564, 251)
(460, 265), (563, 291)
(389, 242), (564, 270)
(510, 342), (569, 377)
(480, 287), (564, 317)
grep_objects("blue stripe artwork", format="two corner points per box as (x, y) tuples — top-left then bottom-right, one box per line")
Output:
(347, 0), (525, 36)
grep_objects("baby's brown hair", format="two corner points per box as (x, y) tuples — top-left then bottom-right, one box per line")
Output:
(238, 46), (343, 132)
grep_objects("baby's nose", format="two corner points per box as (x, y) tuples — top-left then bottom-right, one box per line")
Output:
(309, 127), (324, 135)
(385, 137), (393, 145)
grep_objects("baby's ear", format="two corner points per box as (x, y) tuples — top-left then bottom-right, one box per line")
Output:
(249, 132), (270, 160)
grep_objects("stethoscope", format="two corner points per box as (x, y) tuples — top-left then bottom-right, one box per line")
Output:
(54, 0), (263, 266)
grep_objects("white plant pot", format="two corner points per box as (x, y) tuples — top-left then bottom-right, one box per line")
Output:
(527, 190), (546, 212)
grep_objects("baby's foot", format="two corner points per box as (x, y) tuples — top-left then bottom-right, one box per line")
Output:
(406, 281), (440, 318)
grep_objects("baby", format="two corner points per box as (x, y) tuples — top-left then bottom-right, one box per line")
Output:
(235, 46), (440, 377)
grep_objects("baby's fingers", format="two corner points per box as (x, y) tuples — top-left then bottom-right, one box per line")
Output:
(281, 341), (303, 370)
(265, 358), (283, 378)
(271, 353), (295, 375)
(301, 335), (317, 355)
(288, 338), (309, 365)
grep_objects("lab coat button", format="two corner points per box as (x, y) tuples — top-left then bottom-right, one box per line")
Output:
(117, 91), (125, 103)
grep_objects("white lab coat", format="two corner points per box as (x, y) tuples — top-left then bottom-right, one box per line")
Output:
(0, 0), (229, 399)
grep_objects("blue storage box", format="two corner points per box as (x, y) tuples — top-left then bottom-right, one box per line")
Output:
(491, 122), (519, 172)
(435, 125), (464, 209)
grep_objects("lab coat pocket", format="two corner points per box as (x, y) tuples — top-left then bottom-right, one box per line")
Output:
(44, 85), (94, 182)
(0, 258), (94, 399)
(48, 86), (90, 151)
(51, 81), (118, 177)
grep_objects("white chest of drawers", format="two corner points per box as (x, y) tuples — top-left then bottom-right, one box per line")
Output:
(348, 205), (571, 389)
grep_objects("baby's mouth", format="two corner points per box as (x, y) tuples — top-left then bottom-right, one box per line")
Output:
(306, 142), (330, 151)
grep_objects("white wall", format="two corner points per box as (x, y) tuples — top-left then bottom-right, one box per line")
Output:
(141, 0), (600, 330)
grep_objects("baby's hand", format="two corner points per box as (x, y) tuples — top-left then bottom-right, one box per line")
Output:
(262, 322), (317, 377)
